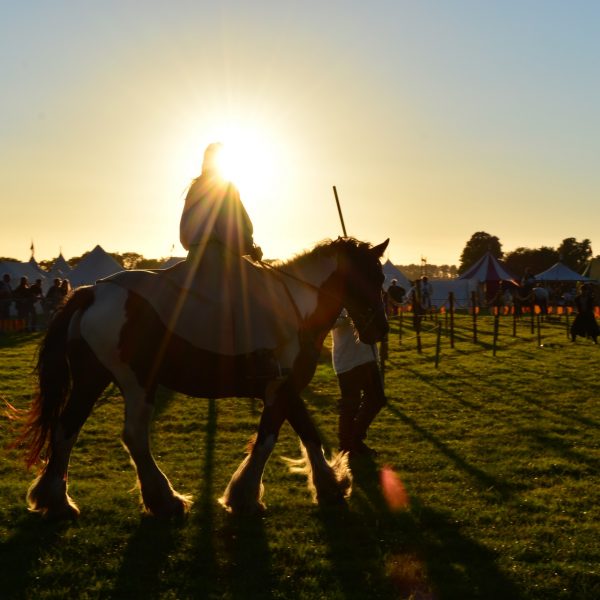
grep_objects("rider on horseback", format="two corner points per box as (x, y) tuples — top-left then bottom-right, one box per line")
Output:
(180, 142), (262, 264)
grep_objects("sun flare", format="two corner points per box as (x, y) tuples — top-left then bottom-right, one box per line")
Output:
(210, 124), (284, 202)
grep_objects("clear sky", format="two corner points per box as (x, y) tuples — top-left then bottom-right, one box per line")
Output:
(1, 1), (598, 266)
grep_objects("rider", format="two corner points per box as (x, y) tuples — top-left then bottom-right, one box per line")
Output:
(179, 142), (276, 378)
(180, 142), (262, 265)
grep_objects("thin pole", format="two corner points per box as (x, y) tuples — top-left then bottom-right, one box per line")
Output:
(332, 186), (348, 237)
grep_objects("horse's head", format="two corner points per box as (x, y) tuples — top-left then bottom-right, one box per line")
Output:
(336, 238), (390, 344)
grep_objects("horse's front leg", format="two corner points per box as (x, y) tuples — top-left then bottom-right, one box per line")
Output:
(219, 381), (285, 515)
(285, 392), (352, 506)
(121, 379), (191, 517)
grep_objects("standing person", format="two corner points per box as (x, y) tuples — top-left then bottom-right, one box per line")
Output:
(13, 277), (35, 330)
(59, 279), (72, 299)
(421, 276), (433, 314)
(532, 283), (550, 317)
(331, 310), (387, 456)
(29, 278), (44, 331)
(180, 142), (262, 266)
(44, 278), (63, 316)
(571, 283), (599, 343)
(0, 273), (12, 320)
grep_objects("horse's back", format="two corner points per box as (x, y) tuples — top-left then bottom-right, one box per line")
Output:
(98, 260), (298, 356)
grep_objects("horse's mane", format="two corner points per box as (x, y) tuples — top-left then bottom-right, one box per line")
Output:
(273, 237), (373, 270)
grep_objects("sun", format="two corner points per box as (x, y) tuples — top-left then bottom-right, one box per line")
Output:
(210, 124), (284, 201)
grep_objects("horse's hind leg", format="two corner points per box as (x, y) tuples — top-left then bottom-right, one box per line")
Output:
(28, 342), (111, 518)
(120, 376), (191, 517)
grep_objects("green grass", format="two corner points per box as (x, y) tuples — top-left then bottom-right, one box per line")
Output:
(1, 313), (599, 599)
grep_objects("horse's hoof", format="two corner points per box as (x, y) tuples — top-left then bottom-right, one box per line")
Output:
(218, 496), (266, 516)
(144, 493), (193, 518)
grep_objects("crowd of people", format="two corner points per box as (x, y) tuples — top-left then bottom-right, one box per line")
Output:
(0, 274), (71, 331)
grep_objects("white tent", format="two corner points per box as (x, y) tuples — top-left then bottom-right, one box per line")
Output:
(69, 245), (123, 287)
(46, 253), (72, 281)
(382, 259), (411, 291)
(0, 259), (46, 286)
(161, 256), (186, 269)
(535, 262), (591, 282)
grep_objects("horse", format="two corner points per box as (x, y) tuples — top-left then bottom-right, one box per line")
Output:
(20, 237), (389, 519)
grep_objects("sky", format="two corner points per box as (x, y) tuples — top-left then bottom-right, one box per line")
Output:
(1, 1), (599, 267)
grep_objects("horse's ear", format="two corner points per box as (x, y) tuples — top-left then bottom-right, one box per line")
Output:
(370, 239), (389, 259)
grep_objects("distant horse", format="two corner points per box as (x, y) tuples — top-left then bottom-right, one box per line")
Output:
(21, 237), (389, 518)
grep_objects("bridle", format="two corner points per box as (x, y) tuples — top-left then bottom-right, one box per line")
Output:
(258, 259), (381, 332)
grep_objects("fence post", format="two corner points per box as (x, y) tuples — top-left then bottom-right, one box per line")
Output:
(449, 292), (455, 349)
(435, 322), (442, 368)
(537, 313), (542, 346)
(471, 291), (478, 343)
(399, 308), (403, 345)
(493, 311), (500, 356)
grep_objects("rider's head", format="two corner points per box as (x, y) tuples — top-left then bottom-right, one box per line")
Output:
(202, 143), (224, 175)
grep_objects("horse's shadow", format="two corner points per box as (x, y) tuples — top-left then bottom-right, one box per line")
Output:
(0, 513), (72, 599)
(320, 455), (524, 600)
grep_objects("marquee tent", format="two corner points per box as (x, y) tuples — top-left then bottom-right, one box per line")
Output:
(457, 251), (518, 304)
(161, 256), (186, 269)
(535, 262), (591, 282)
(0, 259), (47, 287)
(583, 258), (600, 282)
(382, 259), (411, 291)
(69, 245), (123, 287)
(46, 253), (72, 281)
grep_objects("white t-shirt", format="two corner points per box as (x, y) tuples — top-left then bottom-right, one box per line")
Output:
(331, 310), (379, 375)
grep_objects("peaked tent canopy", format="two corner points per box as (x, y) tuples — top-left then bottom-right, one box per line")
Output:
(69, 245), (123, 287)
(46, 253), (73, 282)
(382, 259), (411, 291)
(458, 251), (518, 284)
(583, 257), (600, 282)
(161, 256), (186, 269)
(457, 251), (518, 304)
(535, 262), (591, 282)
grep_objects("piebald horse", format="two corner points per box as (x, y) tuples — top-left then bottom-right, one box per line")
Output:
(21, 237), (389, 518)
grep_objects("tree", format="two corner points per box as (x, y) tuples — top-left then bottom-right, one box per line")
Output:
(504, 246), (558, 279)
(458, 232), (502, 274)
(557, 238), (592, 273)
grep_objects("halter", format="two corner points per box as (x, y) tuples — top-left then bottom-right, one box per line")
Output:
(258, 258), (379, 332)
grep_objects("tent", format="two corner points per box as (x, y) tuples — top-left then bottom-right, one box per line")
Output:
(382, 259), (411, 291)
(583, 257), (600, 282)
(458, 251), (518, 303)
(535, 262), (591, 282)
(0, 259), (47, 286)
(69, 245), (123, 287)
(161, 256), (186, 269)
(46, 253), (72, 281)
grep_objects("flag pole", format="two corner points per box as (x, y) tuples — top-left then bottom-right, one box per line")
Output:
(331, 185), (385, 387)
(332, 186), (347, 237)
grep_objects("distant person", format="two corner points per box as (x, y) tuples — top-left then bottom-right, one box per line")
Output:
(29, 278), (44, 330)
(179, 142), (262, 269)
(60, 279), (72, 298)
(532, 283), (550, 316)
(13, 276), (35, 330)
(0, 273), (12, 320)
(521, 268), (536, 295)
(387, 278), (405, 316)
(331, 310), (387, 456)
(421, 276), (433, 313)
(571, 284), (599, 344)
(44, 278), (63, 315)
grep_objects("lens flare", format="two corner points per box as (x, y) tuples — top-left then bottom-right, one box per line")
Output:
(380, 465), (409, 510)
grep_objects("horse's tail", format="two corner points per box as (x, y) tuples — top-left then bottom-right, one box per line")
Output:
(20, 286), (96, 468)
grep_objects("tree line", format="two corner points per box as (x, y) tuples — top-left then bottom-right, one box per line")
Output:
(458, 232), (595, 278)
(3, 233), (596, 281)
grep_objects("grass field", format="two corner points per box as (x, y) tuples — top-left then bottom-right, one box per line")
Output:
(1, 313), (599, 599)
